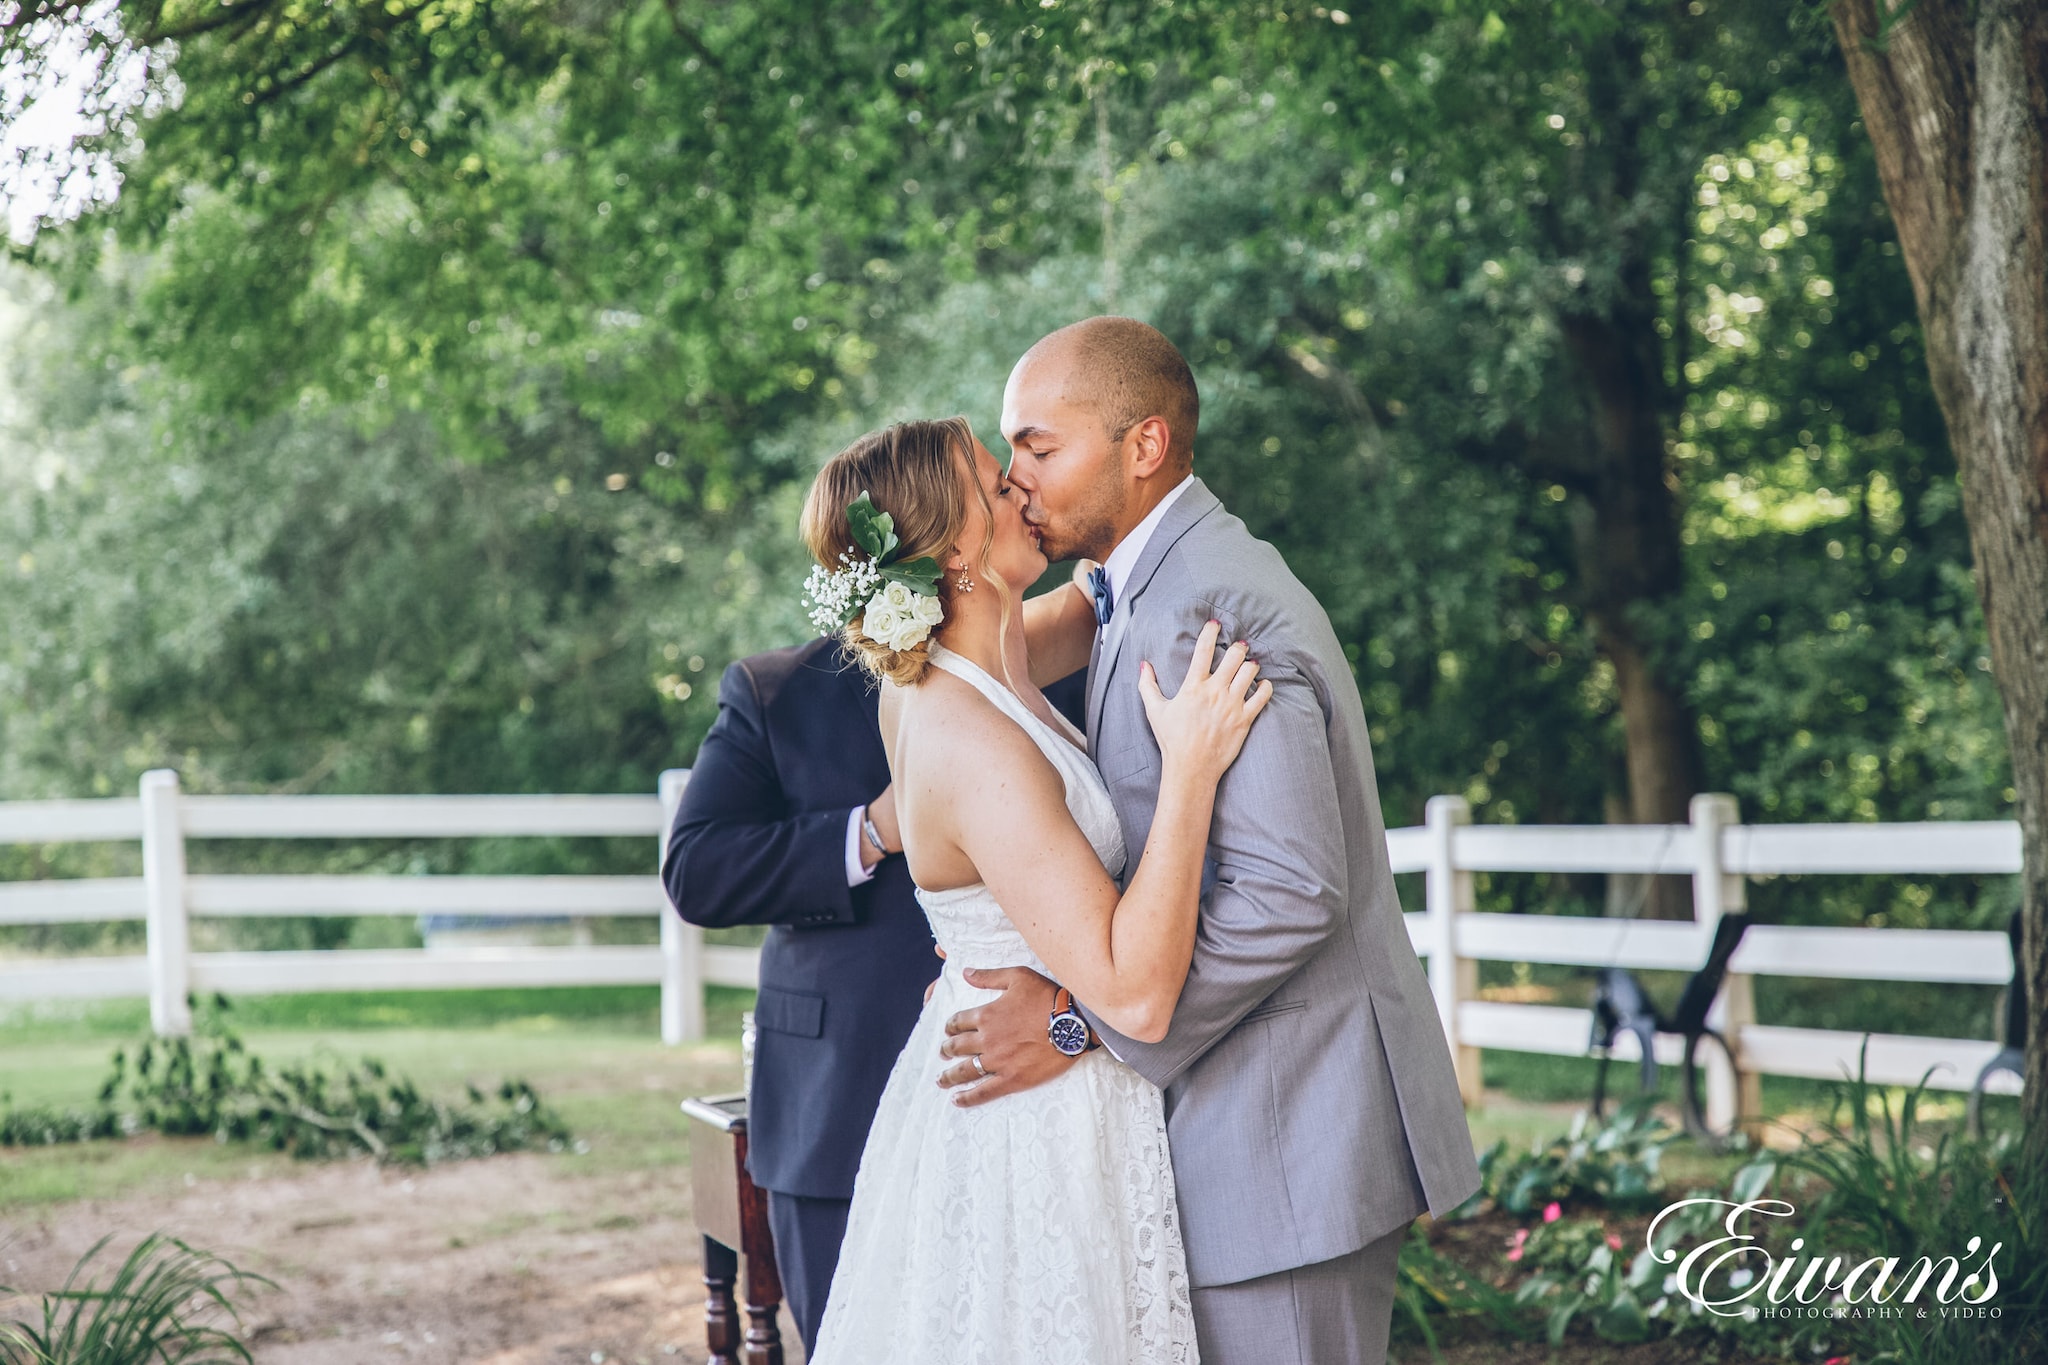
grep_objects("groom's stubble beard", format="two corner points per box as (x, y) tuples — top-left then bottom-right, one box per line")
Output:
(1029, 469), (1125, 564)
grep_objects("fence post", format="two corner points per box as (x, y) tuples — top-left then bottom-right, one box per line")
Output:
(140, 769), (191, 1037)
(1425, 795), (1482, 1105)
(658, 768), (704, 1044)
(1691, 792), (1759, 1135)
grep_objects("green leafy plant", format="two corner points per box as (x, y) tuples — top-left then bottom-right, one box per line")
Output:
(1480, 1153), (1791, 1352)
(1392, 1223), (1538, 1356)
(0, 1106), (123, 1147)
(846, 492), (942, 597)
(0, 1233), (273, 1365)
(1461, 1098), (1678, 1218)
(1741, 1043), (2046, 1365)
(1, 995), (575, 1166)
(1509, 1210), (1654, 1346)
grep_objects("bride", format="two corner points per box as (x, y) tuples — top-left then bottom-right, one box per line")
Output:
(795, 416), (1271, 1364)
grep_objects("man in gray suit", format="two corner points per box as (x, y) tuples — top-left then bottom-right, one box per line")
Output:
(937, 316), (1481, 1362)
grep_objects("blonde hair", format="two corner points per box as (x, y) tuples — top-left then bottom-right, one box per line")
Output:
(800, 418), (1010, 685)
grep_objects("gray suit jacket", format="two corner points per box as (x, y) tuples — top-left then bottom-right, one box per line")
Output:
(1083, 478), (1482, 1289)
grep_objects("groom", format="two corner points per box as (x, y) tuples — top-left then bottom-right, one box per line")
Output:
(940, 317), (1481, 1361)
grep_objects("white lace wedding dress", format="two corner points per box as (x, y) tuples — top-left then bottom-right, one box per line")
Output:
(807, 643), (1199, 1365)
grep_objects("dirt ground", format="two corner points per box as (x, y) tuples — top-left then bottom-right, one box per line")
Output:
(0, 1013), (1784, 1365)
(0, 1143), (793, 1365)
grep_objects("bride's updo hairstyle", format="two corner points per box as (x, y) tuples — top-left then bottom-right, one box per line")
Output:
(801, 416), (1005, 686)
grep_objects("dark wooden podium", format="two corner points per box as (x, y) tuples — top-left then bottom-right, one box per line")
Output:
(680, 1093), (786, 1365)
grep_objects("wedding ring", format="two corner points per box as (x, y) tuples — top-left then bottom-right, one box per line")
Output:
(971, 1054), (989, 1079)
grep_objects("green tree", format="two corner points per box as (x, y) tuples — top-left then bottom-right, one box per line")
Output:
(0, 2), (2015, 971)
(1826, 0), (2048, 1168)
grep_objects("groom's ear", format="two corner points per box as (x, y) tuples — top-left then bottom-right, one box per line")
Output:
(1122, 415), (1174, 480)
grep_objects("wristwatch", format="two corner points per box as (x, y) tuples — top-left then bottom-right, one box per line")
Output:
(1048, 987), (1099, 1057)
(861, 808), (890, 859)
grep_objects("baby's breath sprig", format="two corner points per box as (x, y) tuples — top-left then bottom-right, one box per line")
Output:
(803, 551), (883, 635)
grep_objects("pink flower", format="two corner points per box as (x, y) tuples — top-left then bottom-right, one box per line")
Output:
(1543, 1201), (1563, 1223)
(1823, 1358), (1850, 1365)
(1507, 1228), (1529, 1262)
(1607, 1233), (1623, 1251)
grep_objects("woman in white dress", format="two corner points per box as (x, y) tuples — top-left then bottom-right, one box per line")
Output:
(795, 417), (1271, 1364)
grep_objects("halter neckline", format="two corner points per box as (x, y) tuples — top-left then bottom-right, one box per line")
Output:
(927, 642), (1087, 753)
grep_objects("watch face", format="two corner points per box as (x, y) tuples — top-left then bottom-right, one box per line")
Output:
(1049, 1012), (1091, 1057)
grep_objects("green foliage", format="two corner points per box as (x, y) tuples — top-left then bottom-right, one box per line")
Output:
(1397, 1102), (1723, 1353)
(0, 995), (575, 1165)
(1509, 1213), (1658, 1347)
(1401, 1082), (2033, 1358)
(1392, 1226), (1537, 1353)
(847, 490), (942, 599)
(0, 0), (2015, 956)
(846, 491), (901, 563)
(0, 1106), (123, 1147)
(1463, 1099), (1678, 1218)
(1748, 1047), (2047, 1365)
(0, 1232), (272, 1365)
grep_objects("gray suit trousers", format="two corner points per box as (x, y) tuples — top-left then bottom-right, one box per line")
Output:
(1190, 1221), (1409, 1365)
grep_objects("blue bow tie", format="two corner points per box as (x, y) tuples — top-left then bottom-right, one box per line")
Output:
(1086, 565), (1115, 628)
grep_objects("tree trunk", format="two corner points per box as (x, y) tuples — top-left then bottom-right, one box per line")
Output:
(1555, 28), (1709, 921)
(1830, 0), (2048, 1158)
(1564, 294), (1706, 921)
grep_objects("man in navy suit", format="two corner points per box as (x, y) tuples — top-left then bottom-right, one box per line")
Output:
(664, 635), (1083, 1351)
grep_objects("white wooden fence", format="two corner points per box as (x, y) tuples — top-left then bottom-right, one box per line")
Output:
(0, 769), (737, 1045)
(0, 773), (2026, 1128)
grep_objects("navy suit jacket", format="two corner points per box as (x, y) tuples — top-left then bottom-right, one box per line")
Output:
(664, 636), (1087, 1198)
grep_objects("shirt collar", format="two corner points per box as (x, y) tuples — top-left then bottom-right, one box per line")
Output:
(1101, 473), (1195, 609)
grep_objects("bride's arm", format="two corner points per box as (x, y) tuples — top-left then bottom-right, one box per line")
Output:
(1020, 562), (1099, 687)
(945, 624), (1269, 1043)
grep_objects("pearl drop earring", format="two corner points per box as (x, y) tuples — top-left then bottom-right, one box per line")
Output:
(954, 570), (974, 592)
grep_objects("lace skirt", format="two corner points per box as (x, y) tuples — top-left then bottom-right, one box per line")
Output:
(808, 961), (1199, 1365)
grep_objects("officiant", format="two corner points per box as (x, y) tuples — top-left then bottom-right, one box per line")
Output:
(664, 634), (1083, 1352)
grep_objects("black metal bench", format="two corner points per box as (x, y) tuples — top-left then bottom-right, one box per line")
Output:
(1588, 910), (1752, 1143)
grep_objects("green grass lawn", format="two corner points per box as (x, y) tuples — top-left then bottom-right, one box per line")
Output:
(3, 985), (2015, 1211)
(0, 986), (754, 1207)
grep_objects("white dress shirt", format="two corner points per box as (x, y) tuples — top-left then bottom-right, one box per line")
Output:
(845, 806), (876, 886)
(1098, 474), (1195, 653)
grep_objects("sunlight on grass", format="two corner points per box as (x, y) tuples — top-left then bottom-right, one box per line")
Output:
(1, 987), (752, 1209)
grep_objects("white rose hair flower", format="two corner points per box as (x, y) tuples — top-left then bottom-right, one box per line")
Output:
(800, 490), (946, 650)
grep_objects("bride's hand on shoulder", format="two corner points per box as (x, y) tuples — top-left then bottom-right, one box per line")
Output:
(1138, 619), (1273, 784)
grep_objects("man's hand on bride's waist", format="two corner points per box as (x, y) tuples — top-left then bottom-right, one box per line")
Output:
(936, 965), (1078, 1105)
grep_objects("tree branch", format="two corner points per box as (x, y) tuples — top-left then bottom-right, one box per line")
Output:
(136, 0), (282, 47)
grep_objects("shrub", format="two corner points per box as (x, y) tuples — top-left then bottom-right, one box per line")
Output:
(1736, 1044), (2045, 1365)
(0, 994), (575, 1166)
(1462, 1096), (1677, 1218)
(0, 1233), (272, 1365)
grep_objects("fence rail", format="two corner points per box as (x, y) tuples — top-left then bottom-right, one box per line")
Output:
(0, 772), (2025, 1128)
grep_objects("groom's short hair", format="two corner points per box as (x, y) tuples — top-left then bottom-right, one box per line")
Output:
(1036, 316), (1199, 469)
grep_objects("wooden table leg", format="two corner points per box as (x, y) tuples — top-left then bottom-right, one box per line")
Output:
(732, 1125), (784, 1365)
(703, 1235), (740, 1365)
(741, 1301), (784, 1365)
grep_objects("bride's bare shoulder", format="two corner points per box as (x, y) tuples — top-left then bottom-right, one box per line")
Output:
(898, 669), (1056, 783)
